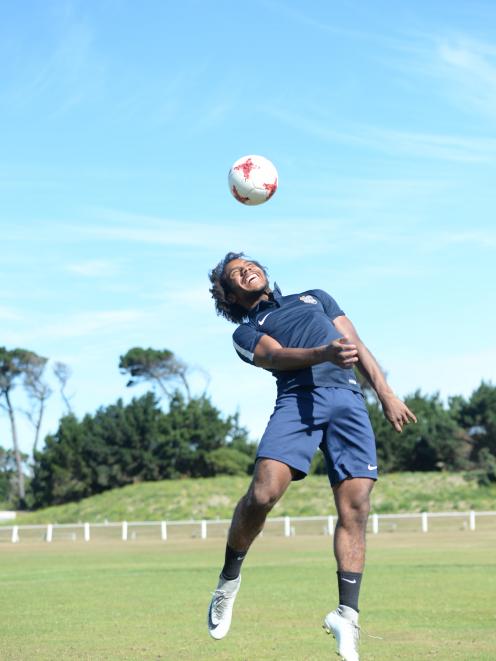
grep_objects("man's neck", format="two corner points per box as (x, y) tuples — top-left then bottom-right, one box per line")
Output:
(241, 290), (270, 311)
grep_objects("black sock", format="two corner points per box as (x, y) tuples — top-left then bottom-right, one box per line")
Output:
(220, 544), (247, 580)
(337, 571), (362, 612)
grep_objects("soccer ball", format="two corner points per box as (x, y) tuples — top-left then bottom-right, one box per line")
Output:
(228, 155), (278, 205)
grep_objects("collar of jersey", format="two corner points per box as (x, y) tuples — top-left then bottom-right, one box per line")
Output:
(248, 282), (282, 319)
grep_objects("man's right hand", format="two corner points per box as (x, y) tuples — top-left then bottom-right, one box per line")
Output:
(325, 337), (359, 368)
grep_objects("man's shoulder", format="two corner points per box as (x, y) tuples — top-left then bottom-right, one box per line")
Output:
(296, 289), (344, 318)
(232, 321), (256, 339)
(293, 288), (333, 303)
(303, 287), (331, 297)
(279, 288), (329, 298)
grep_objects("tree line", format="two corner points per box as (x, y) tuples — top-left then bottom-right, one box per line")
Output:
(0, 348), (73, 505)
(0, 346), (248, 508)
(346, 381), (494, 484)
(29, 392), (254, 508)
(1, 345), (495, 509)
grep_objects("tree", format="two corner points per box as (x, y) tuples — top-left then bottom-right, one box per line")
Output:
(0, 446), (29, 505)
(161, 393), (253, 478)
(119, 347), (191, 401)
(85, 392), (167, 488)
(202, 447), (253, 476)
(31, 413), (93, 507)
(31, 394), (167, 507)
(450, 381), (496, 482)
(0, 347), (47, 505)
(53, 362), (74, 414)
(23, 354), (52, 454)
(450, 382), (496, 456)
(370, 391), (469, 473)
(30, 391), (255, 508)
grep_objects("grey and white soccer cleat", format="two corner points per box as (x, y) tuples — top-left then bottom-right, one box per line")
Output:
(323, 606), (360, 661)
(207, 575), (241, 640)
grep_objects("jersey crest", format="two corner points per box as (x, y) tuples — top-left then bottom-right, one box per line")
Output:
(299, 295), (318, 304)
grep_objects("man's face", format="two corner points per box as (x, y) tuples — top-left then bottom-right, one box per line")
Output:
(224, 258), (268, 303)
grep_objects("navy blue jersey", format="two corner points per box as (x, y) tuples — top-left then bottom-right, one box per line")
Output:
(232, 284), (361, 395)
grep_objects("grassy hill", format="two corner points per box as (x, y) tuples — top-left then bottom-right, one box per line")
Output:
(6, 472), (496, 526)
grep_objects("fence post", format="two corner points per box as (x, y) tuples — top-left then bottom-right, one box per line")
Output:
(161, 521), (167, 541)
(421, 512), (428, 533)
(200, 520), (207, 540)
(46, 524), (53, 543)
(83, 523), (90, 542)
(11, 526), (19, 543)
(469, 511), (476, 531)
(327, 515), (334, 536)
(372, 513), (379, 534)
(284, 516), (291, 537)
(122, 521), (128, 541)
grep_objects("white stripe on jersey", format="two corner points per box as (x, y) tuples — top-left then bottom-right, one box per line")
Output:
(233, 339), (254, 363)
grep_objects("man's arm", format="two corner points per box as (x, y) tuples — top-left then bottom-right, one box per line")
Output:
(333, 315), (417, 432)
(253, 333), (359, 371)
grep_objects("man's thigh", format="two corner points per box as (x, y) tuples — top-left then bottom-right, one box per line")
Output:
(256, 388), (327, 480)
(322, 389), (378, 486)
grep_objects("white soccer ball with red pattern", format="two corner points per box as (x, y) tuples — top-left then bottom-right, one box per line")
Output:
(228, 155), (278, 205)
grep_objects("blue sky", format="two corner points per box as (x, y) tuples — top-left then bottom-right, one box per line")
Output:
(1, 1), (495, 456)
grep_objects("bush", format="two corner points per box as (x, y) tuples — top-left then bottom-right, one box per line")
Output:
(30, 392), (254, 508)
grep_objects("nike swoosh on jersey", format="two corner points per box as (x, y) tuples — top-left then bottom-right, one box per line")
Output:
(258, 312), (272, 326)
(368, 464), (378, 471)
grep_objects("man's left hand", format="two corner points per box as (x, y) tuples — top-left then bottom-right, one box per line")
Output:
(380, 394), (417, 432)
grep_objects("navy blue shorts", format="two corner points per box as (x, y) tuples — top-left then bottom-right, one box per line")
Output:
(256, 386), (378, 486)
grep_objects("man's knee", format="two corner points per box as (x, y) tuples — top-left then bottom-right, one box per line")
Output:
(335, 479), (373, 527)
(338, 504), (370, 531)
(245, 481), (284, 513)
(243, 459), (293, 514)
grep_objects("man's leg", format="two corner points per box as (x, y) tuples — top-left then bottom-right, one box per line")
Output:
(323, 477), (374, 661)
(333, 477), (374, 581)
(228, 458), (294, 550)
(208, 459), (294, 639)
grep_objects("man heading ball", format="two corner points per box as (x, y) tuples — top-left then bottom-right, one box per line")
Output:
(207, 253), (416, 660)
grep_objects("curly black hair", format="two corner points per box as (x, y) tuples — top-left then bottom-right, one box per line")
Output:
(208, 251), (269, 324)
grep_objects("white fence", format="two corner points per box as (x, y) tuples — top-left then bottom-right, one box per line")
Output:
(1, 511), (495, 544)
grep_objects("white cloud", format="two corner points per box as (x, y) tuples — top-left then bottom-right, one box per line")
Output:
(157, 285), (212, 309)
(0, 305), (21, 321)
(437, 38), (496, 116)
(65, 259), (120, 277)
(438, 39), (496, 78)
(65, 208), (347, 258)
(385, 31), (496, 121)
(3, 309), (145, 345)
(375, 129), (496, 162)
(263, 105), (496, 163)
(262, 1), (391, 45)
(3, 10), (104, 115)
(438, 230), (496, 249)
(46, 309), (145, 339)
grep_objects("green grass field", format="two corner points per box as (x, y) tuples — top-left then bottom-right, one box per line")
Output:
(2, 529), (495, 660)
